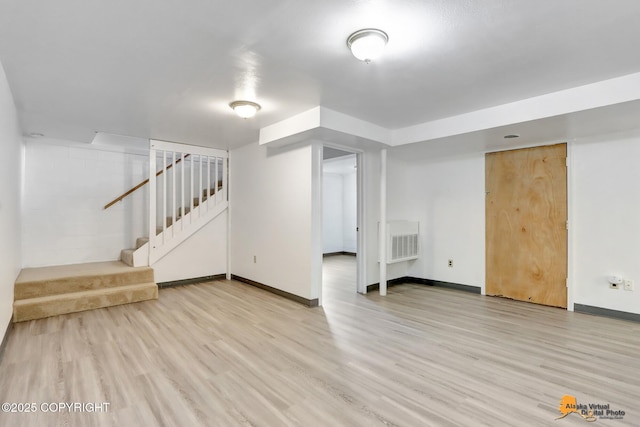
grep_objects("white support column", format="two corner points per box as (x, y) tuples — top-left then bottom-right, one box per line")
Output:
(310, 142), (324, 306)
(226, 155), (231, 280)
(379, 149), (387, 296)
(356, 152), (367, 294)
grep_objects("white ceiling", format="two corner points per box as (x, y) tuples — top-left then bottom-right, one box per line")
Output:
(323, 147), (354, 161)
(1, 1), (640, 151)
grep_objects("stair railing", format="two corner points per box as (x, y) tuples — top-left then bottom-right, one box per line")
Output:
(103, 154), (190, 210)
(148, 139), (228, 264)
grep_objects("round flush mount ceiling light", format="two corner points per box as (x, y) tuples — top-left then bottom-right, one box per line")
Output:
(229, 100), (261, 119)
(347, 28), (388, 63)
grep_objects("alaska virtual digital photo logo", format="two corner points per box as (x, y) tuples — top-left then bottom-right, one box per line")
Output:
(556, 395), (626, 422)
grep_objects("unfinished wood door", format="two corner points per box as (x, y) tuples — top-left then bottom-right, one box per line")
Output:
(486, 143), (567, 308)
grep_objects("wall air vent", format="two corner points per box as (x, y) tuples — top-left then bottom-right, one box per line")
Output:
(385, 221), (419, 263)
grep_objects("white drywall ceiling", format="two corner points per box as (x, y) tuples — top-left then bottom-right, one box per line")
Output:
(1, 1), (640, 150)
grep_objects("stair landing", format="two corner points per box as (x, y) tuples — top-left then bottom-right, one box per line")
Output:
(13, 261), (158, 322)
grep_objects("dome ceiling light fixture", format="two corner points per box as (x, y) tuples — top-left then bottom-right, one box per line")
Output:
(229, 100), (261, 119)
(346, 28), (389, 63)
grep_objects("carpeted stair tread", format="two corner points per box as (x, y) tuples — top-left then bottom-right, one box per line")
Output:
(136, 237), (149, 249)
(16, 261), (150, 282)
(13, 282), (158, 322)
(15, 261), (154, 300)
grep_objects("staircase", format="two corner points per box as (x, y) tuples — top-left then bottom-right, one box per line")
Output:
(13, 261), (158, 322)
(120, 189), (219, 267)
(118, 140), (228, 267)
(13, 140), (228, 322)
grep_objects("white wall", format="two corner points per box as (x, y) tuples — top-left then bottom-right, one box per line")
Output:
(571, 133), (640, 314)
(343, 171), (357, 253)
(386, 152), (486, 288)
(322, 173), (343, 253)
(230, 142), (313, 300)
(152, 211), (227, 282)
(386, 132), (640, 315)
(322, 168), (357, 254)
(0, 62), (22, 337)
(22, 139), (149, 266)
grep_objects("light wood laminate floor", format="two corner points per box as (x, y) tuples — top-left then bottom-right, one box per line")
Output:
(1, 255), (639, 426)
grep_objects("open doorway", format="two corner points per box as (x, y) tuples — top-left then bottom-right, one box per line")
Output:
(322, 147), (360, 302)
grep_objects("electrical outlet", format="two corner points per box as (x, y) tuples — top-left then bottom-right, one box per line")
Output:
(624, 279), (634, 291)
(609, 276), (623, 289)
(253, 255), (257, 264)
(448, 259), (453, 268)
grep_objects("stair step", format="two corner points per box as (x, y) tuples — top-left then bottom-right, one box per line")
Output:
(136, 237), (149, 249)
(14, 262), (155, 300)
(13, 282), (158, 322)
(120, 249), (135, 267)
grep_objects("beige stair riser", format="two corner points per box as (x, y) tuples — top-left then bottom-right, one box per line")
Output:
(14, 268), (154, 300)
(13, 283), (158, 323)
(121, 249), (135, 267)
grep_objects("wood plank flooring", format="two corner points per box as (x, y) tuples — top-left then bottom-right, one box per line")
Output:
(0, 255), (639, 426)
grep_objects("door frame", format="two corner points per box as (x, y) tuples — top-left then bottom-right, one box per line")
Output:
(313, 142), (366, 306)
(566, 141), (574, 312)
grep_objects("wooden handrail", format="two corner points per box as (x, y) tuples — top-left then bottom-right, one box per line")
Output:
(103, 154), (191, 210)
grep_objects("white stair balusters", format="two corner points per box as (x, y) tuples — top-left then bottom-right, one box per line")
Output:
(147, 140), (228, 264)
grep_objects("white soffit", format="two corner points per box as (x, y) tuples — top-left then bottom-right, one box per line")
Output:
(259, 106), (391, 147)
(259, 72), (640, 149)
